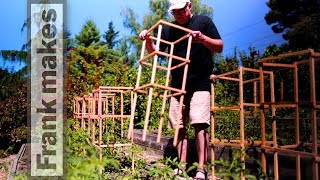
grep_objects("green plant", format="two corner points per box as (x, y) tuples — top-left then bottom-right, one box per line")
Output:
(214, 149), (258, 180)
(12, 172), (28, 180)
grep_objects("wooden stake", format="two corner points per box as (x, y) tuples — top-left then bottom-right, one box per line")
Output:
(293, 62), (301, 180)
(157, 43), (174, 143)
(239, 66), (245, 180)
(173, 36), (192, 146)
(254, 82), (258, 113)
(211, 82), (215, 178)
(259, 65), (267, 173)
(142, 24), (163, 141)
(121, 91), (124, 138)
(270, 72), (279, 180)
(309, 54), (318, 180)
(128, 40), (146, 140)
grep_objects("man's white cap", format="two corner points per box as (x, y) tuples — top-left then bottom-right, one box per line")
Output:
(168, 0), (190, 12)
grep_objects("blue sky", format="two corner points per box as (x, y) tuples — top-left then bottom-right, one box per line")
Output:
(0, 0), (286, 71)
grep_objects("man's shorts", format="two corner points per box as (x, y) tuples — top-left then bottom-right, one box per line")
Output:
(168, 91), (210, 129)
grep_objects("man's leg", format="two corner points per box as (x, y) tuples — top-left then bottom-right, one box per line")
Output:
(194, 124), (209, 169)
(177, 128), (188, 165)
(189, 91), (210, 179)
(168, 97), (188, 174)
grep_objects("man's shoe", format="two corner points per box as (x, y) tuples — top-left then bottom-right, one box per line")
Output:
(193, 169), (206, 180)
(173, 168), (183, 176)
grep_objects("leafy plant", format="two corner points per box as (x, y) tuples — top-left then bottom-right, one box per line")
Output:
(214, 148), (267, 180)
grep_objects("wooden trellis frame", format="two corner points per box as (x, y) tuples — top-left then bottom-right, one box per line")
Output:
(258, 49), (320, 180)
(92, 86), (134, 171)
(128, 20), (193, 146)
(210, 66), (276, 179)
(73, 86), (135, 171)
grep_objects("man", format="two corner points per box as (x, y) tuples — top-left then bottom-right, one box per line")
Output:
(139, 0), (223, 179)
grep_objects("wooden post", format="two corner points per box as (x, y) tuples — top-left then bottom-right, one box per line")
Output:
(112, 95), (115, 124)
(259, 65), (267, 173)
(142, 24), (163, 141)
(157, 43), (174, 143)
(82, 98), (85, 129)
(309, 54), (318, 180)
(239, 66), (245, 180)
(270, 72), (279, 180)
(99, 117), (103, 168)
(254, 81), (258, 113)
(211, 81), (215, 178)
(293, 62), (301, 180)
(121, 91), (124, 138)
(173, 35), (192, 146)
(128, 39), (146, 140)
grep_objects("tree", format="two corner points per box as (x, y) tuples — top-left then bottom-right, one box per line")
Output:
(76, 20), (101, 47)
(103, 21), (119, 49)
(265, 0), (320, 51)
(0, 68), (27, 156)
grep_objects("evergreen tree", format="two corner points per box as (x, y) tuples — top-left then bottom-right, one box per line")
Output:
(75, 20), (101, 47)
(265, 0), (320, 51)
(103, 21), (119, 49)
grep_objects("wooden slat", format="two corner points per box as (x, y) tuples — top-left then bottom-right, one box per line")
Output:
(140, 61), (168, 71)
(212, 141), (273, 147)
(158, 20), (193, 33)
(174, 34), (190, 44)
(212, 106), (240, 111)
(280, 144), (298, 149)
(139, 51), (157, 63)
(170, 61), (188, 71)
(211, 69), (239, 79)
(263, 62), (295, 68)
(149, 36), (172, 45)
(261, 145), (315, 158)
(303, 143), (320, 148)
(134, 83), (152, 91)
(243, 103), (260, 107)
(312, 52), (320, 57)
(242, 67), (260, 73)
(243, 77), (264, 84)
(98, 86), (134, 90)
(157, 51), (190, 63)
(146, 21), (162, 34)
(152, 83), (186, 94)
(167, 92), (184, 98)
(258, 49), (312, 63)
(218, 76), (239, 81)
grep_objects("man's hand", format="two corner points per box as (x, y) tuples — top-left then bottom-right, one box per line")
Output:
(191, 31), (207, 43)
(139, 30), (151, 40)
(139, 29), (155, 53)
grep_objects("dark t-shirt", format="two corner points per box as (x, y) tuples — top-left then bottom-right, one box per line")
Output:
(160, 15), (221, 94)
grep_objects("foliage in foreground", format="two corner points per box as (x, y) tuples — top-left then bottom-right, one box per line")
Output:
(214, 149), (267, 180)
(67, 118), (268, 179)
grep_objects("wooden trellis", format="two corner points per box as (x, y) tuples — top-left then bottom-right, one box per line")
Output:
(210, 66), (275, 179)
(258, 49), (320, 180)
(73, 86), (135, 171)
(128, 20), (193, 146)
(210, 49), (320, 180)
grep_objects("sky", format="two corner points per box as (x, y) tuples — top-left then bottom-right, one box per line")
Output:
(0, 0), (286, 72)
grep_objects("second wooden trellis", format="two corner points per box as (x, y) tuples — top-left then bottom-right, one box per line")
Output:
(210, 49), (320, 180)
